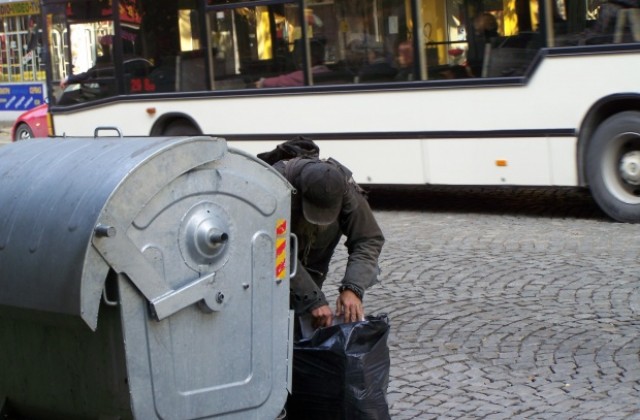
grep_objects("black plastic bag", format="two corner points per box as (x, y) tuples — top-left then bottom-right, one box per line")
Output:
(287, 314), (391, 420)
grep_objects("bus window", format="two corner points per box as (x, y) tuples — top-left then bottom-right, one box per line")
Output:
(552, 1), (640, 47)
(139, 0), (208, 93)
(66, 0), (112, 20)
(49, 28), (66, 84)
(56, 21), (117, 105)
(206, 3), (303, 90)
(420, 0), (541, 79)
(338, 0), (414, 84)
(176, 8), (207, 92)
(61, 0), (115, 94)
(206, 0), (415, 89)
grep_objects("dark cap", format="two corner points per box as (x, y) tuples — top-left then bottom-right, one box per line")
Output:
(299, 161), (346, 225)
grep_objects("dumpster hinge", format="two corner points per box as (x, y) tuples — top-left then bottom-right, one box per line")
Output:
(93, 223), (224, 321)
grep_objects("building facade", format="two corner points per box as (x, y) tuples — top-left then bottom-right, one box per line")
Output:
(0, 0), (44, 121)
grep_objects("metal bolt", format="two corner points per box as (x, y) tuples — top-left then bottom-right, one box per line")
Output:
(216, 292), (225, 304)
(95, 224), (116, 238)
(208, 230), (229, 244)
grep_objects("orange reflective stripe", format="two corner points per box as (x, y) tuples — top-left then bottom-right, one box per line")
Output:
(275, 219), (287, 281)
(276, 219), (287, 236)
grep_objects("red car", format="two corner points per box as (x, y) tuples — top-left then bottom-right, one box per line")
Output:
(11, 103), (50, 141)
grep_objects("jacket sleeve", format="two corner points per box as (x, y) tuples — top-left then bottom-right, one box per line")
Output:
(290, 262), (329, 315)
(339, 185), (385, 295)
(262, 70), (304, 87)
(66, 70), (91, 85)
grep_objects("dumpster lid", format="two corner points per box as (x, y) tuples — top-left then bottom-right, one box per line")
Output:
(0, 136), (229, 330)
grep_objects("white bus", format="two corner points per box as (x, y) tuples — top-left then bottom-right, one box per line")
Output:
(39, 0), (640, 222)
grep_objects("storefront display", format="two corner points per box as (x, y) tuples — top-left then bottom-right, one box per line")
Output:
(0, 0), (45, 114)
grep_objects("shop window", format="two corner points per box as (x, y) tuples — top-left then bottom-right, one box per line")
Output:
(0, 15), (45, 83)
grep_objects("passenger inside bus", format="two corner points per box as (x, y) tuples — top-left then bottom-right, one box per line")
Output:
(59, 35), (113, 89)
(357, 44), (397, 83)
(466, 12), (500, 78)
(394, 40), (415, 81)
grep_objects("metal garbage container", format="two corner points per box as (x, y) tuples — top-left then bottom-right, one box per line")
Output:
(0, 135), (293, 420)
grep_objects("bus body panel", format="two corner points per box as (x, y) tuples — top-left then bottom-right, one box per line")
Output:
(51, 52), (640, 135)
(51, 51), (640, 138)
(425, 137), (577, 186)
(41, 0), (640, 221)
(50, 52), (631, 187)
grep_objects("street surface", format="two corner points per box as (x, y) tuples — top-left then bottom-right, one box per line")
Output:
(0, 123), (11, 145)
(324, 186), (640, 419)
(2, 130), (639, 418)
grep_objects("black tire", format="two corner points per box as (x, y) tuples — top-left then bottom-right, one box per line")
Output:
(586, 111), (640, 223)
(14, 123), (33, 141)
(163, 120), (200, 136)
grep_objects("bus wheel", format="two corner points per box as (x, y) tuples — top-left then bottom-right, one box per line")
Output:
(14, 123), (33, 141)
(586, 111), (640, 223)
(163, 120), (200, 136)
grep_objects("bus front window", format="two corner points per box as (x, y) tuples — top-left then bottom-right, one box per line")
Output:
(56, 21), (116, 105)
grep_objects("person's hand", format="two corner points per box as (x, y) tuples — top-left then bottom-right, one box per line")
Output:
(310, 304), (333, 328)
(59, 77), (68, 89)
(336, 289), (364, 323)
(255, 78), (265, 88)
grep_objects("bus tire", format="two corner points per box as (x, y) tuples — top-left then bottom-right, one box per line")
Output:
(163, 120), (200, 136)
(586, 111), (640, 223)
(14, 123), (33, 141)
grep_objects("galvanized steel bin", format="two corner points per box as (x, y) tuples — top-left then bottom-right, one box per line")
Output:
(0, 135), (293, 420)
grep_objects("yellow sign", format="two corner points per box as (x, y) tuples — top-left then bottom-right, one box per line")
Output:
(0, 1), (40, 18)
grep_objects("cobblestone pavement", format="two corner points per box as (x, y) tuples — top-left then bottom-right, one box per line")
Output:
(323, 186), (640, 419)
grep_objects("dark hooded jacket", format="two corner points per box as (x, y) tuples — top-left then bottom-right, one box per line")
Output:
(272, 157), (385, 315)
